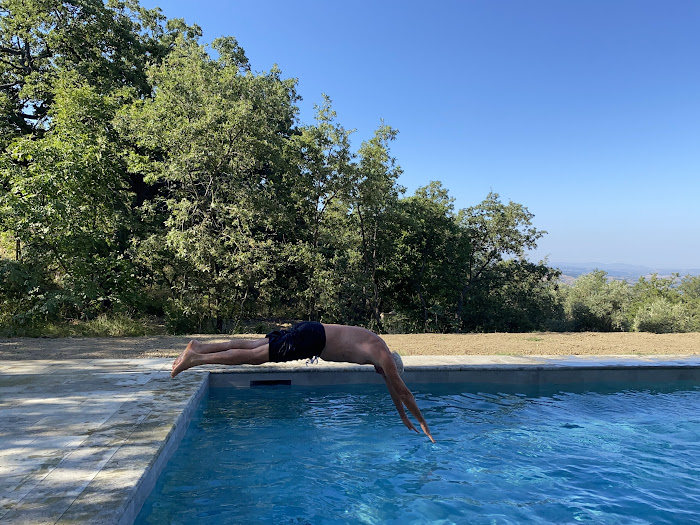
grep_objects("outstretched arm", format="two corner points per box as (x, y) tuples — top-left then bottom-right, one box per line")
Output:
(384, 375), (419, 434)
(382, 370), (435, 443)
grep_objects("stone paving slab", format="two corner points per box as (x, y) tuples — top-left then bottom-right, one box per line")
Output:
(1, 355), (699, 524)
(0, 359), (207, 524)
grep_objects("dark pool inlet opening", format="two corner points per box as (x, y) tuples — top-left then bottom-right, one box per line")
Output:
(249, 379), (292, 388)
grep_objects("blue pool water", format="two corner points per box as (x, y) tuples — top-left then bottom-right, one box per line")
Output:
(135, 382), (700, 524)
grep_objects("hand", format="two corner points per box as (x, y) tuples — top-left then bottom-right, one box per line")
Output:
(420, 421), (436, 443)
(401, 414), (419, 434)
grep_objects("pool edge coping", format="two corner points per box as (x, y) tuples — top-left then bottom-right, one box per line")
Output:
(115, 373), (210, 525)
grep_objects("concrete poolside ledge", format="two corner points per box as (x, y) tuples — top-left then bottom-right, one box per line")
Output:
(1, 355), (699, 524)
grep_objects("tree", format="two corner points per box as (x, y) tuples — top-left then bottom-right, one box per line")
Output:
(630, 273), (700, 333)
(484, 260), (562, 332)
(678, 274), (700, 301)
(0, 0), (194, 140)
(628, 272), (679, 313)
(455, 192), (546, 330)
(1, 71), (137, 322)
(279, 96), (354, 320)
(678, 275), (700, 331)
(632, 298), (690, 333)
(1, 1), (573, 335)
(348, 124), (403, 331)
(118, 36), (298, 331)
(0, 0), (202, 330)
(391, 182), (463, 332)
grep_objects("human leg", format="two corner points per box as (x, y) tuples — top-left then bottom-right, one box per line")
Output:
(186, 337), (268, 354)
(171, 340), (269, 377)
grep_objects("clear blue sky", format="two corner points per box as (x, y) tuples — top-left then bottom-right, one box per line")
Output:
(141, 0), (700, 269)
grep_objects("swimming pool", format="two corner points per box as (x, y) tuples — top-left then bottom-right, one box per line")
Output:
(135, 382), (700, 524)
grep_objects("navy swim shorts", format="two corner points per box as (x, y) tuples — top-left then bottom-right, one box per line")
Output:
(266, 321), (326, 363)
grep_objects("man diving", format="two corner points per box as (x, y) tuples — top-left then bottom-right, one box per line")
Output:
(172, 322), (435, 443)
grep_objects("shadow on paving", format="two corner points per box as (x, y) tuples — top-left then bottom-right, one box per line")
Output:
(0, 359), (206, 524)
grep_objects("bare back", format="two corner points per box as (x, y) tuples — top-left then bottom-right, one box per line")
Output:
(320, 324), (389, 366)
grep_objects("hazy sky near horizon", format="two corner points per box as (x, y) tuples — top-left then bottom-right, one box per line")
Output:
(141, 0), (700, 269)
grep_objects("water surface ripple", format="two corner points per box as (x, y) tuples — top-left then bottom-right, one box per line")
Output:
(136, 382), (700, 524)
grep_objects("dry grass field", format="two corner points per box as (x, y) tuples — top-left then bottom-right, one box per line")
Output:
(1, 332), (698, 360)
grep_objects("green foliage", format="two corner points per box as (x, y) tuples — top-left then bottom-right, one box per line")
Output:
(390, 182), (460, 332)
(117, 35), (298, 331)
(2, 71), (138, 317)
(0, 0), (197, 139)
(632, 299), (689, 334)
(349, 124), (403, 330)
(678, 275), (700, 332)
(628, 273), (679, 320)
(628, 274), (700, 333)
(2, 0), (695, 336)
(0, 260), (58, 331)
(562, 271), (631, 331)
(623, 273), (700, 333)
(75, 313), (164, 337)
(0, 311), (164, 337)
(277, 95), (355, 320)
(0, 0), (198, 333)
(455, 193), (549, 332)
(678, 275), (700, 300)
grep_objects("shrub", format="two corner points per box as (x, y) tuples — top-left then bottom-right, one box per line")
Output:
(563, 271), (630, 331)
(633, 298), (690, 333)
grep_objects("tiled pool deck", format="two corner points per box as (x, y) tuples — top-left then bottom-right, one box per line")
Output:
(1, 354), (699, 524)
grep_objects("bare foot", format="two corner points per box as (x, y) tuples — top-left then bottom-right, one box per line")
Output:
(171, 340), (201, 378)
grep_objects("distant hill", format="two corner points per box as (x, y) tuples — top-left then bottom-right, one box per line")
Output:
(549, 262), (700, 283)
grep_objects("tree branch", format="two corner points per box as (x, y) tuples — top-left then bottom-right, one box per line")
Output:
(19, 112), (40, 120)
(0, 56), (24, 71)
(0, 46), (23, 56)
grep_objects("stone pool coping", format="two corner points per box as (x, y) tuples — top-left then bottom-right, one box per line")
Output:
(1, 354), (699, 524)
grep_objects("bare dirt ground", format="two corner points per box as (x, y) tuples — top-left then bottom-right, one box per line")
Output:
(1, 332), (698, 360)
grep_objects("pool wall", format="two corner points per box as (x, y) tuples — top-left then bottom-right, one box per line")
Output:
(209, 356), (700, 389)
